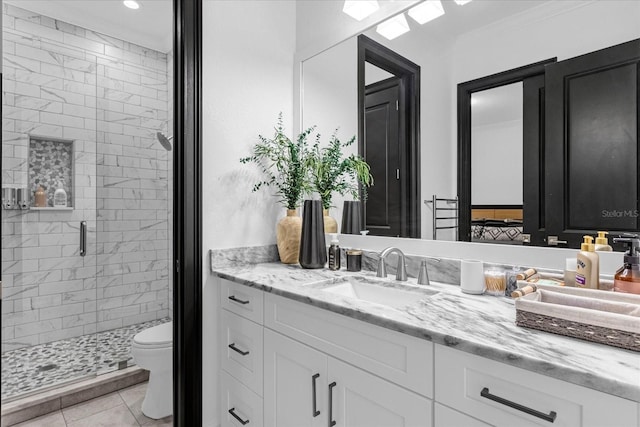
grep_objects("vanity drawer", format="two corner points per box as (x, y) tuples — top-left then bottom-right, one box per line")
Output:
(220, 278), (264, 324)
(264, 293), (433, 398)
(435, 344), (638, 427)
(221, 370), (263, 427)
(221, 309), (263, 396)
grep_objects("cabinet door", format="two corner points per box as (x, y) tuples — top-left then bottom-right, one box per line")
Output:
(328, 357), (432, 427)
(264, 328), (328, 427)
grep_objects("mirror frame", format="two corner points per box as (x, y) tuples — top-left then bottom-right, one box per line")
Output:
(457, 57), (556, 242)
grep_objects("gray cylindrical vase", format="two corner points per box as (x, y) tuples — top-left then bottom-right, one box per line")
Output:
(341, 200), (363, 235)
(299, 200), (327, 269)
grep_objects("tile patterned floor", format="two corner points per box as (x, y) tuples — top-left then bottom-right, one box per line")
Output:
(11, 382), (172, 427)
(2, 319), (170, 400)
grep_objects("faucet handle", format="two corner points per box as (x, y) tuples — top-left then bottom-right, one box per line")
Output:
(376, 257), (387, 278)
(418, 260), (430, 286)
(396, 257), (408, 281)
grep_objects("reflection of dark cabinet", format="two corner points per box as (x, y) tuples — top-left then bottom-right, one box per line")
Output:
(546, 39), (640, 247)
(522, 74), (546, 246)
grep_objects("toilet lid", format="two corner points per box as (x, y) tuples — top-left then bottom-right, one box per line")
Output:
(133, 322), (172, 347)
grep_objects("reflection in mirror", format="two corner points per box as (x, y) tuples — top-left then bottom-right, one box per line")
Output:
(470, 83), (525, 244)
(301, 0), (640, 248)
(302, 38), (358, 225)
(360, 36), (421, 238)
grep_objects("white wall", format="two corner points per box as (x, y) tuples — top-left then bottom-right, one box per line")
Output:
(471, 119), (523, 205)
(303, 37), (357, 140)
(202, 1), (296, 424)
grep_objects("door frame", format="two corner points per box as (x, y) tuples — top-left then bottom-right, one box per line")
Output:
(173, 0), (203, 425)
(457, 58), (556, 242)
(358, 35), (421, 238)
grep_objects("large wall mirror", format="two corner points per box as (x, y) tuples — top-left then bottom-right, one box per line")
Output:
(301, 0), (640, 248)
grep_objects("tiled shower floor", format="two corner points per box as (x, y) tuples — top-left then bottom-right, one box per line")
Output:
(1, 318), (170, 400)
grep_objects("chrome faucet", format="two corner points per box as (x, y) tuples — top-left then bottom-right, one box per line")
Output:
(376, 247), (408, 281)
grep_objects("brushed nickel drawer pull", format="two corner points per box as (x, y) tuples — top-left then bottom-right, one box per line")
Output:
(481, 387), (557, 423)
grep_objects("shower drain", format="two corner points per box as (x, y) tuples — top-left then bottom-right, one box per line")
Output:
(37, 363), (58, 372)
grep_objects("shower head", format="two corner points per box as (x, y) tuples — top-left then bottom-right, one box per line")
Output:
(156, 132), (173, 151)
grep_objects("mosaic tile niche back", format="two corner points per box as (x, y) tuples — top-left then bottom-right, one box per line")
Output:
(28, 137), (74, 208)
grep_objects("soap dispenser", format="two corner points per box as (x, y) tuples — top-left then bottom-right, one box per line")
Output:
(612, 236), (640, 294)
(576, 235), (599, 289)
(595, 231), (613, 252)
(327, 234), (341, 271)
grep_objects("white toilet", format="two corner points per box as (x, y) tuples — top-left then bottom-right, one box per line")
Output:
(131, 321), (173, 419)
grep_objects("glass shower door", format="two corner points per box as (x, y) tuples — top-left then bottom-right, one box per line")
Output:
(1, 3), (99, 400)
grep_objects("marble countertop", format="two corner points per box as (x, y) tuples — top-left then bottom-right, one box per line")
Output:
(212, 262), (640, 402)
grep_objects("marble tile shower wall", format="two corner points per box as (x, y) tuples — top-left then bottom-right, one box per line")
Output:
(1, 4), (171, 351)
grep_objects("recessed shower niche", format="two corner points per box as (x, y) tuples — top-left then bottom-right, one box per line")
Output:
(28, 136), (74, 209)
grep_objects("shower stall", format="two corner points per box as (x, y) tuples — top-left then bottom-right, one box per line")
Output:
(1, 2), (173, 402)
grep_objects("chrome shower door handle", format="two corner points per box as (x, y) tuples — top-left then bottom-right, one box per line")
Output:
(80, 221), (87, 256)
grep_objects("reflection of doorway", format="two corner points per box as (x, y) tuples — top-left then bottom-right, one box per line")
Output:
(457, 58), (556, 244)
(365, 77), (402, 236)
(358, 35), (421, 238)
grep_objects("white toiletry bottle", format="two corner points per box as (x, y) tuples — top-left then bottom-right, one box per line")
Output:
(53, 182), (67, 207)
(576, 235), (599, 289)
(594, 231), (613, 252)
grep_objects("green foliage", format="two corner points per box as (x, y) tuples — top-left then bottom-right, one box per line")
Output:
(305, 130), (373, 210)
(240, 113), (315, 210)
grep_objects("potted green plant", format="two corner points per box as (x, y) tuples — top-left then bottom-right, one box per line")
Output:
(305, 131), (372, 233)
(240, 113), (314, 264)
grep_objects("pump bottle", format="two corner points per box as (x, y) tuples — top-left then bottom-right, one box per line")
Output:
(328, 234), (341, 271)
(576, 235), (599, 289)
(612, 236), (640, 294)
(594, 231), (613, 252)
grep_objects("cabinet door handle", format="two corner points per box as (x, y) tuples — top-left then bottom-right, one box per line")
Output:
(480, 387), (557, 423)
(328, 381), (337, 427)
(228, 343), (250, 356)
(228, 295), (250, 305)
(312, 373), (320, 417)
(228, 407), (250, 425)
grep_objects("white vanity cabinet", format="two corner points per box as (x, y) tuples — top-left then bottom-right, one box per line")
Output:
(435, 344), (639, 427)
(218, 277), (639, 427)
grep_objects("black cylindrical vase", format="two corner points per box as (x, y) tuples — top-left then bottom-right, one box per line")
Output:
(299, 200), (327, 269)
(341, 201), (363, 235)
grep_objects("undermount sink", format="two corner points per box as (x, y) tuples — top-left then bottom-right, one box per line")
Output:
(322, 276), (438, 309)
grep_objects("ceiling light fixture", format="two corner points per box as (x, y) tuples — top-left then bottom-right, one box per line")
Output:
(123, 0), (140, 10)
(342, 1), (379, 21)
(376, 14), (410, 40)
(454, 0), (473, 5)
(408, 0), (445, 25)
